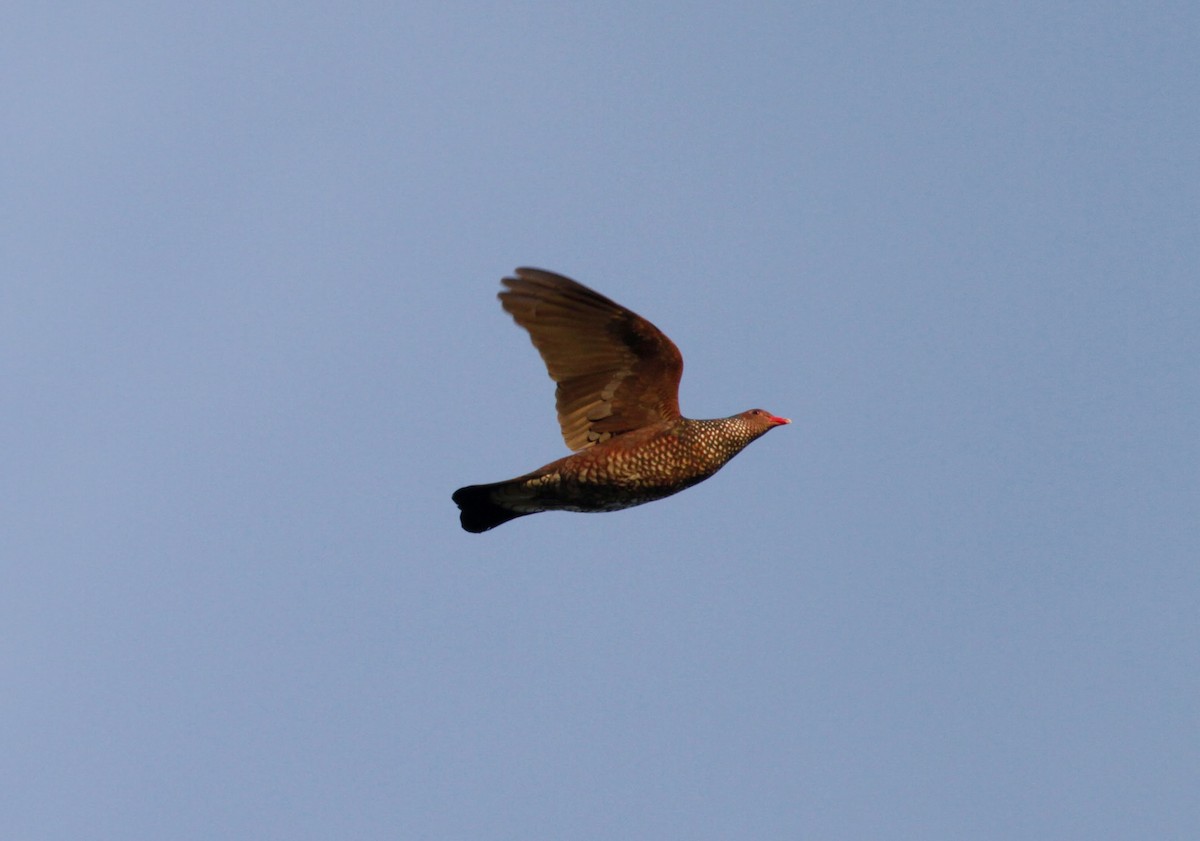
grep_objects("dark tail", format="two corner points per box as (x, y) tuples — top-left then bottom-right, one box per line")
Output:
(452, 483), (531, 533)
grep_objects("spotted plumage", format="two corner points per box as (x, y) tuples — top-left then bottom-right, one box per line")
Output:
(452, 268), (789, 533)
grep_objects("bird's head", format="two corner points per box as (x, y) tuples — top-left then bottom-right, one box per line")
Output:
(741, 408), (791, 432)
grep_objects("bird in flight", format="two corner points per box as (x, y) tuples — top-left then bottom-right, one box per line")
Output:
(453, 268), (790, 533)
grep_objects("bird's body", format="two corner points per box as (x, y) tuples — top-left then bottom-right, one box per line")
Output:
(453, 269), (789, 533)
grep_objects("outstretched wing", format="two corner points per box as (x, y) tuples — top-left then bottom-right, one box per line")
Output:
(499, 268), (684, 451)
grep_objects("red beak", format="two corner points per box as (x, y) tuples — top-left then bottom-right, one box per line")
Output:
(768, 415), (791, 426)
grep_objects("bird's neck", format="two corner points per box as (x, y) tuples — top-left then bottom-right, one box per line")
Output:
(678, 415), (764, 464)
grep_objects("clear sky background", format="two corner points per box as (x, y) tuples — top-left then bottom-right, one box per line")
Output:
(4, 3), (1197, 839)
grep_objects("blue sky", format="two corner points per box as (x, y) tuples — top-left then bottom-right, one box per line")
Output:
(4, 3), (1197, 839)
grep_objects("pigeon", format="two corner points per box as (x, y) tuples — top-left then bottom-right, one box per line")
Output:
(453, 268), (789, 532)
